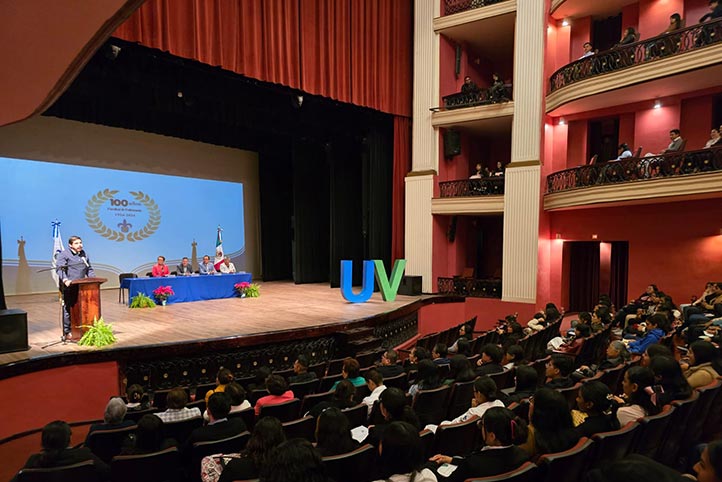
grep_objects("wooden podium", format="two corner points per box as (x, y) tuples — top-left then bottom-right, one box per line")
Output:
(68, 277), (107, 339)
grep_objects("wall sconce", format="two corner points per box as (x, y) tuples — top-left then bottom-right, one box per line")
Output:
(558, 118), (566, 126)
(555, 233), (562, 239)
(654, 100), (661, 109)
(591, 234), (598, 240)
(562, 19), (570, 27)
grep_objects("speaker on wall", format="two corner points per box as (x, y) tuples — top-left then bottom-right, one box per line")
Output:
(443, 129), (461, 158)
(0, 309), (29, 354)
(398, 275), (422, 296)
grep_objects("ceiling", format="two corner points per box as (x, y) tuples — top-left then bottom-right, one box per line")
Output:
(448, 115), (513, 136)
(440, 12), (516, 65)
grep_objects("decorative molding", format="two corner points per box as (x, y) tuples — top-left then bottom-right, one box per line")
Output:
(405, 175), (435, 293)
(434, 0), (517, 29)
(508, 160), (541, 168)
(544, 171), (722, 211)
(431, 102), (514, 127)
(549, 0), (565, 14)
(431, 195), (504, 214)
(408, 169), (439, 177)
(546, 43), (722, 114)
(413, 0), (440, 172)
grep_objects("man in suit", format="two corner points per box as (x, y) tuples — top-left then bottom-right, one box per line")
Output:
(184, 392), (246, 452)
(199, 255), (216, 275)
(177, 257), (193, 276)
(55, 235), (95, 341)
(377, 349), (404, 378)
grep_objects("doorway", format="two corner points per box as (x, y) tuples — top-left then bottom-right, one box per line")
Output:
(566, 241), (629, 312)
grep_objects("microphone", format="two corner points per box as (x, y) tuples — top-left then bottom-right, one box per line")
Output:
(80, 251), (89, 268)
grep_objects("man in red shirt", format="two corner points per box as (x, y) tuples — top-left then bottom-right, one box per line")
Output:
(151, 256), (170, 277)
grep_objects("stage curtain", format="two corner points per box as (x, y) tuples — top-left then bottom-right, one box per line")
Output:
(568, 242), (601, 313)
(610, 241), (629, 311)
(392, 116), (410, 262)
(364, 122), (393, 267)
(0, 221), (6, 310)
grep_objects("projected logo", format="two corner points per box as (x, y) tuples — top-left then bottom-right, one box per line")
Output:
(85, 189), (161, 242)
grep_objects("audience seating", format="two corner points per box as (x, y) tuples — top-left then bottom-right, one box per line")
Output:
(228, 407), (255, 431)
(124, 407), (160, 423)
(322, 444), (377, 482)
(319, 374), (343, 392)
(309, 362), (328, 379)
(488, 368), (514, 390)
(162, 416), (203, 445)
(341, 403), (368, 428)
(445, 380), (476, 420)
(464, 461), (539, 482)
(412, 385), (451, 426)
(191, 432), (250, 481)
(258, 398), (301, 422)
(557, 383), (582, 411)
(590, 422), (639, 469)
(631, 405), (676, 461)
(273, 367), (295, 380)
(701, 377), (722, 440)
(356, 349), (384, 368)
(382, 372), (408, 391)
(326, 358), (346, 376)
(537, 437), (594, 482)
(419, 428), (435, 459)
(248, 389), (269, 406)
(529, 356), (550, 385)
(433, 416), (479, 457)
(300, 390), (334, 416)
(110, 446), (182, 482)
(659, 392), (699, 466)
(16, 460), (101, 482)
(353, 384), (371, 403)
(598, 364), (625, 393)
(85, 424), (138, 463)
(508, 399), (530, 422)
(282, 415), (316, 441)
(680, 379), (722, 451)
(289, 378), (320, 400)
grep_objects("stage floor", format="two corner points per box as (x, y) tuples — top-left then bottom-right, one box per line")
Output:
(0, 281), (422, 367)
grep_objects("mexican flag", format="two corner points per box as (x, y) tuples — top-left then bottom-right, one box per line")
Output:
(213, 226), (224, 270)
(51, 220), (63, 287)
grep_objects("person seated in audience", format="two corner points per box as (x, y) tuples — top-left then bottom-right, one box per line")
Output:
(592, 307), (611, 333)
(442, 355), (476, 386)
(430, 407), (529, 482)
(575, 340), (631, 381)
(682, 282), (722, 336)
(663, 12), (683, 33)
(648, 355), (692, 405)
(579, 41), (595, 59)
(570, 311), (591, 331)
(205, 367), (234, 404)
(588, 453), (692, 482)
(405, 346), (431, 372)
(681, 340), (722, 389)
(218, 255), (236, 274)
(151, 255), (170, 277)
(198, 254), (216, 275)
(86, 397), (135, 442)
(11, 421), (109, 482)
(432, 343), (451, 366)
(468, 163), (483, 180)
(573, 381), (620, 438)
(641, 343), (673, 367)
(526, 311), (548, 333)
(611, 366), (660, 426)
(314, 407), (360, 457)
(555, 324), (590, 356)
(259, 438), (332, 482)
(489, 73), (507, 102)
(120, 414), (176, 455)
(615, 27), (638, 47)
(502, 344), (525, 370)
(440, 376), (505, 426)
(186, 392), (247, 451)
(498, 317), (524, 348)
(705, 128), (721, 148)
(545, 302), (563, 323)
(544, 354), (575, 389)
(217, 416), (286, 482)
(365, 387), (420, 447)
(362, 369), (387, 416)
(309, 379), (357, 417)
(475, 343), (505, 375)
(613, 284), (659, 327)
(176, 256), (192, 276)
(288, 354), (318, 384)
(460, 75), (480, 95)
(626, 313), (669, 355)
(448, 324), (473, 354)
(254, 375), (295, 416)
(663, 129), (685, 153)
(454, 338), (472, 357)
(156, 388), (201, 423)
(331, 357), (366, 389)
(505, 365), (538, 404)
(693, 439), (722, 482)
(125, 383), (149, 411)
(248, 366), (272, 391)
(225, 382), (251, 415)
(492, 160), (505, 176)
(520, 388), (580, 460)
(374, 421), (438, 482)
(700, 0), (722, 22)
(409, 359), (442, 398)
(377, 349), (405, 378)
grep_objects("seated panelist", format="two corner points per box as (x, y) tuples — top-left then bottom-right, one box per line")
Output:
(151, 256), (170, 277)
(199, 255), (216, 275)
(177, 257), (193, 276)
(219, 256), (236, 274)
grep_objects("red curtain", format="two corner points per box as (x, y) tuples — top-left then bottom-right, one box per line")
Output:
(113, 0), (411, 116)
(392, 116), (411, 262)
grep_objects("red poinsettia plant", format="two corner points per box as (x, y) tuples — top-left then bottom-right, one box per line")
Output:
(152, 285), (175, 302)
(234, 281), (260, 297)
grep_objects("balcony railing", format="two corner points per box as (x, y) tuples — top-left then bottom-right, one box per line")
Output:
(438, 85), (513, 111)
(437, 277), (502, 298)
(443, 0), (511, 16)
(439, 177), (505, 197)
(546, 147), (722, 194)
(549, 18), (722, 93)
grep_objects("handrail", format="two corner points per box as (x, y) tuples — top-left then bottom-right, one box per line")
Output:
(436, 85), (513, 111)
(439, 177), (504, 197)
(545, 146), (722, 194)
(437, 277), (502, 298)
(549, 18), (722, 93)
(443, 0), (512, 16)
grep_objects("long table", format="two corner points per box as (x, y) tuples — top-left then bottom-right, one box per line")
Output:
(121, 273), (253, 305)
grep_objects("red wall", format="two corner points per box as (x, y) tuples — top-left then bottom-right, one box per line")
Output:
(634, 103), (681, 154)
(622, 3), (640, 32)
(569, 16), (592, 59)
(681, 95), (714, 150)
(418, 298), (543, 335)
(639, 0), (685, 39)
(567, 121), (587, 167)
(685, 0), (711, 27)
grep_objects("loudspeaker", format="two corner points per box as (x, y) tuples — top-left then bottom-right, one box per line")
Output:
(443, 129), (461, 158)
(0, 309), (29, 354)
(398, 276), (422, 296)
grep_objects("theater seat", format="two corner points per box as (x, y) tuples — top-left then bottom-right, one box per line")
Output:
(282, 416), (315, 441)
(118, 273), (137, 303)
(589, 422), (639, 469)
(341, 403), (368, 428)
(16, 460), (101, 482)
(322, 444), (377, 482)
(433, 416), (479, 457)
(537, 437), (594, 482)
(630, 405), (675, 460)
(445, 380), (476, 420)
(110, 446), (182, 482)
(85, 424), (138, 463)
(300, 390), (334, 416)
(464, 461), (539, 482)
(162, 416), (203, 446)
(412, 385), (450, 426)
(258, 398), (301, 422)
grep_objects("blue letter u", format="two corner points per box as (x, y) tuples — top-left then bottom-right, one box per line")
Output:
(340, 260), (375, 303)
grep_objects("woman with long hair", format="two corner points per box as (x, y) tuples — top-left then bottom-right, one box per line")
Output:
(443, 355), (476, 385)
(408, 359), (441, 398)
(374, 421), (438, 482)
(260, 438), (331, 482)
(315, 407), (359, 457)
(521, 388), (579, 460)
(683, 341), (722, 389)
(649, 355), (692, 405)
(574, 381), (620, 437)
(219, 417), (286, 482)
(613, 366), (660, 426)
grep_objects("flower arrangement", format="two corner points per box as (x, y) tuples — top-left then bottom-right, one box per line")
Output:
(234, 281), (260, 298)
(152, 285), (175, 305)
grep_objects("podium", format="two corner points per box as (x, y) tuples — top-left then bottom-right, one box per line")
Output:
(68, 277), (107, 339)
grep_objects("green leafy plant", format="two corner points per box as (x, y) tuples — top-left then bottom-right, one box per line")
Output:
(130, 292), (157, 308)
(78, 317), (116, 347)
(235, 281), (260, 298)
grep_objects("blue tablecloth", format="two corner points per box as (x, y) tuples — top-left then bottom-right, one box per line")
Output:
(121, 273), (253, 305)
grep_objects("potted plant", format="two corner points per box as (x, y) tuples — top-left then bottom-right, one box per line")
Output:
(130, 292), (156, 308)
(78, 317), (116, 347)
(234, 281), (260, 298)
(152, 285), (175, 305)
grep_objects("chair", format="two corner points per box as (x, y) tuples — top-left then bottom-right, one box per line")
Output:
(598, 364), (625, 393)
(228, 407), (256, 431)
(258, 398), (301, 422)
(529, 357), (550, 385)
(322, 444), (377, 482)
(124, 407), (160, 423)
(446, 380), (476, 420)
(630, 405), (675, 460)
(419, 429), (435, 459)
(465, 461), (539, 482)
(353, 384), (371, 403)
(319, 373), (344, 392)
(248, 389), (269, 406)
(590, 422), (639, 469)
(191, 432), (250, 479)
(412, 385), (451, 426)
(118, 273), (138, 303)
(508, 399), (530, 422)
(433, 416), (479, 457)
(341, 403), (368, 428)
(145, 272), (153, 277)
(681, 379), (722, 450)
(383, 372), (409, 391)
(162, 416), (203, 446)
(274, 367), (296, 379)
(537, 437), (594, 482)
(308, 362), (328, 379)
(633, 146), (642, 158)
(85, 424), (138, 463)
(658, 393), (698, 466)
(300, 390), (334, 416)
(111, 446), (182, 482)
(556, 383), (582, 411)
(16, 460), (101, 482)
(702, 378), (722, 440)
(289, 378), (320, 400)
(588, 154), (599, 165)
(282, 416), (316, 441)
(326, 358), (346, 376)
(488, 368), (514, 390)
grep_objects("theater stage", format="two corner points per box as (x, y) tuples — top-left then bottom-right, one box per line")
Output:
(0, 281), (424, 370)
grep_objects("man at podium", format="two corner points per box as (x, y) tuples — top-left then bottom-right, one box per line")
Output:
(56, 236), (95, 341)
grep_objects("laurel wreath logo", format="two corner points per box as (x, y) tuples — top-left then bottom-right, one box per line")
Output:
(85, 189), (161, 242)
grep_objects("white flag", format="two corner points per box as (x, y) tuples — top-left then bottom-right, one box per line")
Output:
(51, 221), (63, 287)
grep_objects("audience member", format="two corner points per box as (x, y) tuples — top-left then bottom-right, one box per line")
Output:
(125, 383), (149, 411)
(309, 379), (357, 417)
(555, 324), (590, 356)
(544, 354), (575, 389)
(664, 129), (685, 153)
(489, 73), (507, 102)
(440, 376), (504, 426)
(363, 369), (387, 416)
(705, 128), (721, 148)
(332, 357), (366, 389)
(377, 349), (405, 378)
(526, 311), (548, 333)
(693, 439), (722, 482)
(442, 355), (475, 386)
(499, 318), (524, 348)
(468, 163), (483, 180)
(120, 414), (176, 455)
(374, 421), (438, 482)
(682, 340), (722, 388)
(226, 382), (251, 412)
(575, 340), (630, 380)
(248, 366), (272, 391)
(492, 161), (505, 176)
(205, 368), (234, 404)
(506, 365), (538, 404)
(545, 303), (563, 323)
(448, 324), (472, 354)
(156, 388), (202, 423)
(587, 453), (692, 482)
(199, 255), (216, 275)
(430, 407), (529, 482)
(648, 356), (692, 405)
(700, 0), (722, 22)
(218, 417), (285, 482)
(521, 388), (579, 460)
(185, 392), (246, 450)
(580, 42), (595, 59)
(612, 366), (660, 426)
(409, 359), (442, 398)
(460, 76), (480, 95)
(254, 375), (295, 416)
(314, 407), (359, 457)
(614, 284), (658, 326)
(591, 307), (610, 333)
(177, 256), (192, 276)
(405, 346), (431, 372)
(12, 421), (109, 482)
(151, 255), (170, 277)
(663, 13), (683, 33)
(615, 27), (638, 47)
(574, 381), (620, 438)
(365, 387), (420, 446)
(432, 343), (451, 366)
(626, 313), (668, 355)
(502, 344), (525, 370)
(288, 354), (318, 384)
(476, 343), (504, 375)
(86, 397), (135, 442)
(259, 438), (331, 482)
(455, 338), (472, 357)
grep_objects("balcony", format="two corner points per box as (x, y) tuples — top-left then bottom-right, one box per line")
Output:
(544, 147), (722, 210)
(433, 178), (505, 215)
(550, 0), (637, 20)
(547, 19), (722, 116)
(432, 91), (514, 132)
(437, 276), (502, 298)
(443, 0), (513, 17)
